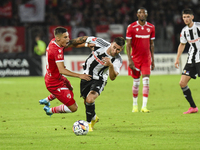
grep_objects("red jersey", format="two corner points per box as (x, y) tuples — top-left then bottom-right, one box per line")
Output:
(45, 38), (65, 86)
(126, 21), (155, 62)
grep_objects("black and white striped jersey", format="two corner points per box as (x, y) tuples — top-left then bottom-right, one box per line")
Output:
(83, 36), (122, 81)
(180, 22), (200, 64)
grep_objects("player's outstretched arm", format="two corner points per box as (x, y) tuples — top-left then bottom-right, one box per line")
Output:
(67, 36), (88, 48)
(56, 61), (91, 81)
(175, 43), (186, 69)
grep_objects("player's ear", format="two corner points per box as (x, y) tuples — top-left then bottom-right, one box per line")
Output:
(55, 35), (60, 41)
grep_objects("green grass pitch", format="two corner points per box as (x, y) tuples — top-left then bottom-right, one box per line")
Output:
(0, 75), (200, 150)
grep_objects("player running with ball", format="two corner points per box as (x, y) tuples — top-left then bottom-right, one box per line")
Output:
(80, 36), (125, 131)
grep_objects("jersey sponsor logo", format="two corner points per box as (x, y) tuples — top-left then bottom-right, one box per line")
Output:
(135, 35), (150, 38)
(188, 38), (200, 43)
(92, 51), (104, 65)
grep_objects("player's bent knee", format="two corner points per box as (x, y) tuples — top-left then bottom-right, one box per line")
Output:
(179, 81), (187, 88)
(71, 106), (78, 112)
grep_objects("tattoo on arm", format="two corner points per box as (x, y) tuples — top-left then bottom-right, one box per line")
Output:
(68, 36), (88, 47)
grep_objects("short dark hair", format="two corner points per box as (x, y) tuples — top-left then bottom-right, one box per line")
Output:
(113, 37), (125, 46)
(137, 7), (148, 14)
(182, 8), (193, 15)
(54, 27), (68, 37)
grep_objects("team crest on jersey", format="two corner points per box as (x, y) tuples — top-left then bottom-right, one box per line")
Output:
(146, 28), (150, 32)
(58, 49), (62, 53)
(92, 37), (97, 41)
(58, 54), (63, 59)
(136, 28), (139, 31)
(67, 93), (71, 99)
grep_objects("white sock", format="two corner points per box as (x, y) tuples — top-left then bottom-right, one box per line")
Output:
(142, 97), (148, 108)
(45, 97), (50, 102)
(63, 105), (72, 113)
(92, 115), (96, 120)
(133, 97), (138, 106)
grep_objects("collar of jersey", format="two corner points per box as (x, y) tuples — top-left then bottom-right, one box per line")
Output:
(53, 40), (62, 48)
(137, 21), (147, 27)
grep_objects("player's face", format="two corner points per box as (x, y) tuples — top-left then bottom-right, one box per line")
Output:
(109, 42), (123, 57)
(137, 9), (148, 22)
(60, 32), (70, 47)
(182, 14), (194, 26)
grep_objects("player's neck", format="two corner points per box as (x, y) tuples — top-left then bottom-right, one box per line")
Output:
(55, 40), (62, 47)
(187, 21), (194, 28)
(138, 20), (146, 26)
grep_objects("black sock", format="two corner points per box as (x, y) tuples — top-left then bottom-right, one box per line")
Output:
(182, 86), (196, 108)
(85, 102), (95, 122)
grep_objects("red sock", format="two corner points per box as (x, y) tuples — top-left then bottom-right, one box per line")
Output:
(143, 86), (149, 97)
(132, 86), (139, 98)
(51, 104), (72, 113)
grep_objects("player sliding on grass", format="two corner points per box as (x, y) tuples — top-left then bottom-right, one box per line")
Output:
(39, 27), (94, 116)
(175, 8), (199, 114)
(126, 7), (155, 113)
(80, 36), (125, 131)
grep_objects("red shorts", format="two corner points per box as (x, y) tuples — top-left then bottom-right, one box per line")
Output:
(128, 59), (151, 78)
(45, 75), (75, 106)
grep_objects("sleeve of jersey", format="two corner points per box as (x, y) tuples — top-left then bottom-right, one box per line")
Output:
(113, 57), (122, 74)
(180, 29), (187, 44)
(54, 50), (64, 63)
(150, 26), (155, 40)
(126, 25), (132, 39)
(86, 36), (110, 48)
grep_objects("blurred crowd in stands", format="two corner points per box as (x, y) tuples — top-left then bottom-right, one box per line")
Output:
(0, 0), (200, 53)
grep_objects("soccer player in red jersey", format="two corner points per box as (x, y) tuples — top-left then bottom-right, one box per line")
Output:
(39, 27), (93, 116)
(126, 7), (155, 113)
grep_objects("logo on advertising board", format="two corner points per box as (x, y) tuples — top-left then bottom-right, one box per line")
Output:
(0, 57), (42, 77)
(0, 27), (25, 53)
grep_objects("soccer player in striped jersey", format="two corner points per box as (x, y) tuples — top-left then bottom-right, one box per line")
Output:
(126, 7), (155, 113)
(80, 36), (125, 131)
(175, 8), (199, 114)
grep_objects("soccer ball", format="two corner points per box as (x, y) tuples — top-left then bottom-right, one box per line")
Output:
(72, 120), (89, 136)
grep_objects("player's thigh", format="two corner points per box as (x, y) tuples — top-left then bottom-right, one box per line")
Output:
(195, 63), (200, 77)
(128, 63), (141, 78)
(141, 61), (151, 76)
(80, 79), (93, 99)
(182, 63), (197, 79)
(48, 87), (76, 107)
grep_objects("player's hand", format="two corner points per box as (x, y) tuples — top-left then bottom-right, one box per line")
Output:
(102, 57), (111, 66)
(88, 43), (95, 51)
(151, 62), (155, 70)
(174, 60), (179, 69)
(79, 74), (92, 81)
(128, 60), (136, 70)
